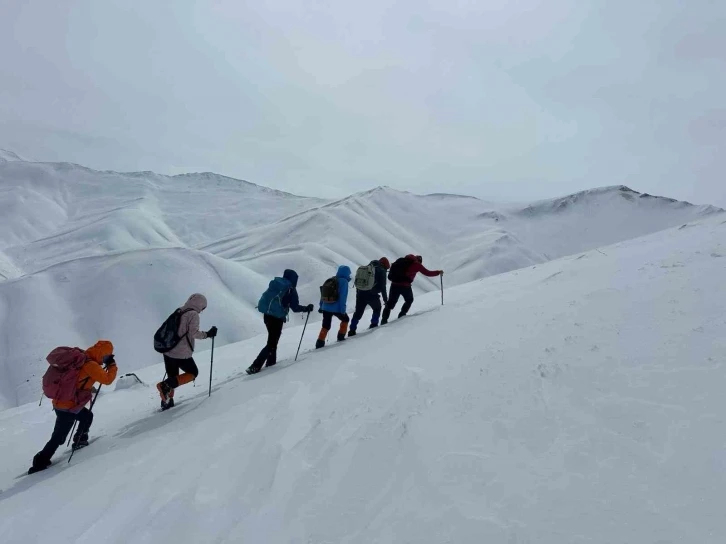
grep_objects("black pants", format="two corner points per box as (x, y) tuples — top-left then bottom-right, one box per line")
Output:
(34, 408), (93, 465)
(163, 355), (199, 388)
(253, 314), (285, 368)
(382, 284), (414, 323)
(321, 311), (349, 329)
(351, 293), (383, 330)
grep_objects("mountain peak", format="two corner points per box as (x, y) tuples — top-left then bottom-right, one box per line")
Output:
(0, 149), (28, 162)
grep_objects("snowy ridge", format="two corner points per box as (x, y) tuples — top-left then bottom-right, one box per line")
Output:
(0, 153), (722, 408)
(1, 214), (725, 542)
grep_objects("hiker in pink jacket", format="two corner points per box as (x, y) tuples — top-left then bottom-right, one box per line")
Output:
(156, 293), (217, 410)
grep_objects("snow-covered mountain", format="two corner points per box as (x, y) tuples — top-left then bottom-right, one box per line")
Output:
(0, 152), (722, 409)
(1, 213), (725, 542)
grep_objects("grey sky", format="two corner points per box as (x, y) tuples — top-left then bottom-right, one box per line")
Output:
(1, 0), (724, 206)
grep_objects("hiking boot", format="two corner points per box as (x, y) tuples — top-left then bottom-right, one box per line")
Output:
(348, 329), (357, 337)
(29, 453), (52, 474)
(161, 397), (175, 411)
(246, 364), (262, 375)
(368, 323), (378, 329)
(73, 432), (89, 448)
(337, 334), (346, 342)
(156, 380), (172, 403)
(315, 339), (325, 349)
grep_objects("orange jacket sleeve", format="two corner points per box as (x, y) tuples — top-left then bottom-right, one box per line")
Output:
(84, 360), (118, 386)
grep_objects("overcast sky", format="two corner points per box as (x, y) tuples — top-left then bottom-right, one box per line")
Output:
(1, 0), (724, 206)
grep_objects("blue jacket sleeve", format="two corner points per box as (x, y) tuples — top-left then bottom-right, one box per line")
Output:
(338, 277), (349, 313)
(285, 288), (306, 313)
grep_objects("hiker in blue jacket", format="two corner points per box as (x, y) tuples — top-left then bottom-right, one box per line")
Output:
(316, 265), (351, 348)
(247, 269), (314, 375)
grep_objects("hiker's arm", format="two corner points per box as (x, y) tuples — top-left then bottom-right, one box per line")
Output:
(376, 267), (388, 303)
(416, 263), (441, 277)
(288, 288), (306, 313)
(85, 361), (118, 386)
(188, 312), (207, 340)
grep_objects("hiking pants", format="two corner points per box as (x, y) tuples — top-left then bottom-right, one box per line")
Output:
(318, 311), (349, 341)
(351, 293), (382, 331)
(382, 284), (414, 323)
(252, 314), (285, 368)
(163, 355), (199, 390)
(35, 408), (93, 463)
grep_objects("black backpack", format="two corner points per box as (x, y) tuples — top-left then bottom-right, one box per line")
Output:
(153, 309), (193, 353)
(320, 277), (340, 303)
(388, 257), (413, 283)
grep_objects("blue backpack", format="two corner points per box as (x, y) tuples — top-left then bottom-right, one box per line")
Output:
(258, 277), (292, 319)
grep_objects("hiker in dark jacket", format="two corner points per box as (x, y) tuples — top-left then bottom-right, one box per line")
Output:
(247, 269), (313, 375)
(381, 255), (443, 324)
(156, 293), (217, 410)
(349, 257), (390, 336)
(316, 265), (352, 348)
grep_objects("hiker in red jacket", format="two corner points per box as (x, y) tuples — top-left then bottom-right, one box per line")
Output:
(381, 255), (442, 324)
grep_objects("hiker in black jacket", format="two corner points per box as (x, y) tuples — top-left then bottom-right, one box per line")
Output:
(349, 257), (390, 336)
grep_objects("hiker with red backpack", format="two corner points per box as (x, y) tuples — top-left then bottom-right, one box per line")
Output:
(247, 269), (314, 375)
(349, 257), (390, 336)
(316, 265), (352, 348)
(29, 341), (118, 474)
(155, 293), (217, 410)
(381, 255), (443, 325)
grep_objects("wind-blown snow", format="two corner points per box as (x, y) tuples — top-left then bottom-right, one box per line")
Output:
(0, 154), (722, 408)
(1, 215), (725, 542)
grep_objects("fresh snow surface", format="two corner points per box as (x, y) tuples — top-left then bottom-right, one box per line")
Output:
(0, 154), (722, 408)
(1, 214), (725, 543)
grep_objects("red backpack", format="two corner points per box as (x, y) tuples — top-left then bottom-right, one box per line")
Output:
(42, 347), (92, 406)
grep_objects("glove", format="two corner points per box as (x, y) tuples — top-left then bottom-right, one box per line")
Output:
(305, 304), (314, 313)
(318, 307), (323, 314)
(439, 270), (444, 276)
(207, 326), (218, 338)
(102, 354), (116, 368)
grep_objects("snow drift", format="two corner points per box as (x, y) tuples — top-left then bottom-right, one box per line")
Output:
(1, 213), (724, 543)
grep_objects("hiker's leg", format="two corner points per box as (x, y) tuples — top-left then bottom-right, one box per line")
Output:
(370, 296), (382, 326)
(399, 286), (415, 317)
(382, 285), (403, 324)
(350, 294), (367, 332)
(336, 312), (349, 339)
(35, 410), (76, 464)
(173, 358), (199, 387)
(317, 312), (333, 347)
(73, 408), (94, 442)
(264, 314), (284, 366)
(162, 355), (182, 388)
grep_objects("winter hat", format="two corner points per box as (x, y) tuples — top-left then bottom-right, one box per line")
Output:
(379, 257), (390, 269)
(416, 255), (423, 263)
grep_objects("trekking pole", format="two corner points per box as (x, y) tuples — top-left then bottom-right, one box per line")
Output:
(440, 274), (444, 305)
(39, 392), (44, 407)
(68, 385), (102, 464)
(208, 337), (215, 397)
(295, 311), (311, 362)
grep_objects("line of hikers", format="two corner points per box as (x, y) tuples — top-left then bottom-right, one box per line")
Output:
(28, 254), (442, 474)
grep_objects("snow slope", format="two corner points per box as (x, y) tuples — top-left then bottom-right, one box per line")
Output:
(0, 153), (722, 409)
(1, 214), (725, 543)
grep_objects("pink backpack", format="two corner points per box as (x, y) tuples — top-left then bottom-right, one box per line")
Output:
(42, 347), (92, 406)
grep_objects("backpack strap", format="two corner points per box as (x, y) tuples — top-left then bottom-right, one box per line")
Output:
(179, 308), (196, 350)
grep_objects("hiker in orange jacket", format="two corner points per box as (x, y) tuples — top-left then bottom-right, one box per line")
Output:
(29, 341), (118, 474)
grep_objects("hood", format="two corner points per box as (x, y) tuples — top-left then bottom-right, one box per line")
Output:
(182, 293), (207, 313)
(86, 340), (113, 364)
(283, 269), (299, 287)
(337, 265), (352, 280)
